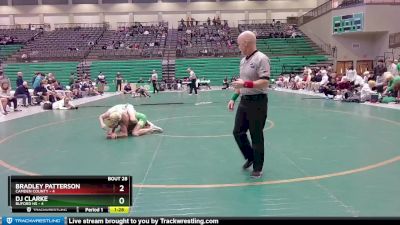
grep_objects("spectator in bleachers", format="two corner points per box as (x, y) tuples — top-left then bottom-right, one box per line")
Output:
(14, 81), (32, 107)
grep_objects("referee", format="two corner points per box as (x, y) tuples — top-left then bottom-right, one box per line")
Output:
(187, 68), (198, 95)
(151, 70), (159, 94)
(228, 31), (270, 179)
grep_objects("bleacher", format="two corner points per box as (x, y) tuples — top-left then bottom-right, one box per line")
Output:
(270, 55), (328, 76)
(3, 62), (78, 88)
(90, 60), (162, 85)
(88, 23), (168, 60)
(16, 27), (105, 61)
(0, 44), (23, 60)
(176, 21), (240, 58)
(0, 28), (42, 43)
(175, 55), (328, 85)
(175, 58), (239, 85)
(257, 38), (319, 56)
(238, 21), (301, 39)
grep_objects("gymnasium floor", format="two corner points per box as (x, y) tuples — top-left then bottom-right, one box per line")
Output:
(0, 90), (400, 217)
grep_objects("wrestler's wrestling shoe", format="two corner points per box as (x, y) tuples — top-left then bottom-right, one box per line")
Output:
(148, 122), (163, 133)
(152, 125), (163, 133)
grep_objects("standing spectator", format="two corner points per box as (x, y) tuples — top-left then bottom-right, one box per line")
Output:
(16, 72), (24, 87)
(228, 31), (270, 179)
(14, 81), (32, 107)
(97, 72), (106, 95)
(222, 76), (229, 90)
(187, 68), (198, 95)
(373, 59), (387, 81)
(32, 73), (44, 89)
(151, 70), (159, 94)
(115, 72), (123, 92)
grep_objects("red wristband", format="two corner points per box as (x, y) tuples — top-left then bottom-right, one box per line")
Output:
(244, 80), (254, 88)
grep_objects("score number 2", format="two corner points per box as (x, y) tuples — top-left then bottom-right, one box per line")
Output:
(118, 184), (125, 205)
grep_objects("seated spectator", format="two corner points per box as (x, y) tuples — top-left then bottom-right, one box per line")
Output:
(14, 81), (33, 107)
(322, 77), (338, 99)
(383, 72), (400, 97)
(123, 83), (133, 94)
(72, 80), (82, 99)
(222, 76), (229, 90)
(1, 82), (20, 114)
(16, 72), (24, 87)
(34, 80), (50, 103)
(360, 80), (377, 102)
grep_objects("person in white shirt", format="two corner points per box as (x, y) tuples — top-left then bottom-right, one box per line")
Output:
(362, 71), (370, 83)
(151, 70), (159, 94)
(319, 70), (329, 86)
(294, 74), (303, 89)
(42, 96), (77, 110)
(354, 73), (365, 87)
(360, 80), (377, 102)
(187, 68), (198, 95)
(388, 59), (398, 77)
(343, 67), (356, 83)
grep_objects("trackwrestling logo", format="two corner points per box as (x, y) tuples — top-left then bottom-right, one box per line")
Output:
(6, 217), (13, 224)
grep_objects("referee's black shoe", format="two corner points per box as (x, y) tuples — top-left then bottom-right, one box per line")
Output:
(250, 171), (263, 179)
(242, 160), (253, 170)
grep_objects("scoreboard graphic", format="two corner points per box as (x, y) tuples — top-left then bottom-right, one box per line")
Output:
(333, 13), (364, 34)
(8, 176), (132, 213)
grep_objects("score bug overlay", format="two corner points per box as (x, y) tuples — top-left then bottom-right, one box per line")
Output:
(8, 176), (132, 213)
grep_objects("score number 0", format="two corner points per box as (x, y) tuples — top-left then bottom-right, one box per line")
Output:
(119, 184), (125, 205)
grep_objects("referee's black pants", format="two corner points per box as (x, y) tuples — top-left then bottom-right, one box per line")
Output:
(233, 94), (268, 172)
(152, 80), (159, 93)
(189, 79), (197, 94)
